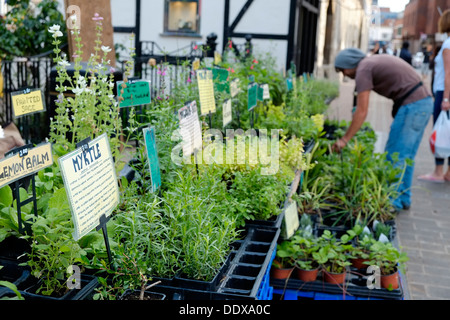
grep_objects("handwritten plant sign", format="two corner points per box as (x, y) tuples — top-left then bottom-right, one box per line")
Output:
(58, 133), (119, 241)
(11, 88), (46, 118)
(222, 99), (232, 127)
(212, 67), (229, 94)
(143, 126), (161, 192)
(196, 69), (216, 115)
(0, 143), (53, 188)
(230, 78), (240, 98)
(116, 80), (151, 107)
(247, 82), (258, 111)
(178, 100), (203, 157)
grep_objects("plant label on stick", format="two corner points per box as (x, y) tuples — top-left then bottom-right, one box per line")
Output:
(282, 200), (299, 239)
(0, 143), (53, 188)
(247, 82), (258, 111)
(230, 78), (240, 98)
(11, 88), (46, 118)
(116, 79), (151, 107)
(143, 126), (161, 192)
(58, 133), (120, 241)
(196, 69), (216, 115)
(223, 99), (232, 127)
(261, 84), (270, 100)
(178, 101), (203, 157)
(212, 67), (229, 94)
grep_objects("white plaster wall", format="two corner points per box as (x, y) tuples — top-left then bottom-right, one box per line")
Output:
(56, 0), (296, 71)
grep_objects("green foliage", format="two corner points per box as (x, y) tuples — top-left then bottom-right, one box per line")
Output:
(0, 0), (66, 59)
(313, 230), (352, 274)
(366, 240), (409, 276)
(0, 280), (24, 300)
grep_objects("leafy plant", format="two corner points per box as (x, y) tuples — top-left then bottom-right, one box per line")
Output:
(0, 280), (24, 300)
(0, 0), (66, 59)
(366, 241), (408, 276)
(313, 230), (352, 274)
(291, 234), (319, 271)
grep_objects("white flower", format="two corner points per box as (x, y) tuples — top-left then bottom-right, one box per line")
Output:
(0, 125), (4, 139)
(101, 46), (112, 53)
(52, 30), (63, 38)
(48, 24), (60, 33)
(72, 86), (84, 95)
(58, 59), (70, 67)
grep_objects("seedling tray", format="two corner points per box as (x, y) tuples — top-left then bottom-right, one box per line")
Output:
(270, 266), (404, 300)
(217, 227), (280, 299)
(20, 274), (99, 300)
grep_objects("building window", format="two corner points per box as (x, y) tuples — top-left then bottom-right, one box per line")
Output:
(164, 0), (201, 36)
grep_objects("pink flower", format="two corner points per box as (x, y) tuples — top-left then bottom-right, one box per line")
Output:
(250, 65), (254, 70)
(228, 41), (233, 49)
(193, 45), (198, 50)
(92, 13), (103, 21)
(253, 59), (259, 64)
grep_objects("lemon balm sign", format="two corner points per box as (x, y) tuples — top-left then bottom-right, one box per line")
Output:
(0, 143), (53, 188)
(58, 133), (119, 241)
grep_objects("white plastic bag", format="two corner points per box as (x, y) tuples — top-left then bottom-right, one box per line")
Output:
(430, 111), (450, 158)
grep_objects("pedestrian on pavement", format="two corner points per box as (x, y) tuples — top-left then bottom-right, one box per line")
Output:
(421, 44), (432, 79)
(399, 41), (412, 65)
(418, 9), (450, 183)
(333, 48), (433, 211)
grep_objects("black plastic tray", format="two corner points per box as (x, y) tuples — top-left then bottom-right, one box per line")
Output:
(270, 266), (404, 300)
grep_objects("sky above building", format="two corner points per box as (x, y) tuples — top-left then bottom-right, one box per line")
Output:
(377, 0), (409, 12)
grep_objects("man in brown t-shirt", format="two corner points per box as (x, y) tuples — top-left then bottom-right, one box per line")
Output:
(332, 48), (433, 211)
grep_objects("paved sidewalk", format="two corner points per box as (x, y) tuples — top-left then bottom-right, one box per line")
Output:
(328, 75), (450, 300)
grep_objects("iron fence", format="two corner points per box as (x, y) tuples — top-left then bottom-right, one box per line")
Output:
(0, 36), (252, 144)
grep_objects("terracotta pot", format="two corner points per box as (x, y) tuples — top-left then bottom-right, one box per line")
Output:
(271, 266), (294, 280)
(323, 270), (346, 285)
(381, 271), (399, 290)
(351, 258), (370, 270)
(296, 267), (319, 282)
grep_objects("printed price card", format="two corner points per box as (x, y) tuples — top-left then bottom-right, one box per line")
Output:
(0, 143), (53, 188)
(178, 101), (203, 156)
(116, 80), (151, 107)
(143, 126), (161, 192)
(283, 200), (299, 239)
(58, 133), (120, 241)
(222, 99), (232, 127)
(11, 88), (46, 118)
(196, 69), (216, 115)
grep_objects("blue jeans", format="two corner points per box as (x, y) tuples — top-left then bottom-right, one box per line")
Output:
(385, 96), (433, 209)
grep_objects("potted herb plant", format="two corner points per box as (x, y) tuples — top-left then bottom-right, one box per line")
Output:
(366, 240), (408, 290)
(271, 241), (295, 280)
(313, 230), (352, 285)
(291, 234), (320, 282)
(341, 224), (374, 270)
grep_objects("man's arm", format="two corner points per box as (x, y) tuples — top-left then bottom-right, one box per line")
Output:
(332, 90), (370, 151)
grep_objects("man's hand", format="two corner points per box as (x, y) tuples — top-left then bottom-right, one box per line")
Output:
(332, 138), (348, 153)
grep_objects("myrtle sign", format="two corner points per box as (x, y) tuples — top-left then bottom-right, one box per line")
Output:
(58, 133), (119, 241)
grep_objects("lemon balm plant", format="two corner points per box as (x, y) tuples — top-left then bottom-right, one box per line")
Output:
(48, 14), (123, 162)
